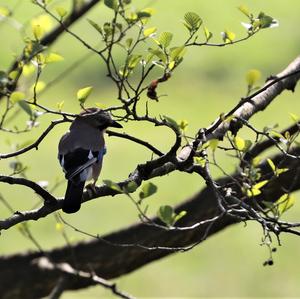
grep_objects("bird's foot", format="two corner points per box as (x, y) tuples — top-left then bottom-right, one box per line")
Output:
(85, 183), (97, 196)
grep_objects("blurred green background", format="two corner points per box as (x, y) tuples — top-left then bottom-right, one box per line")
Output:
(0, 0), (300, 298)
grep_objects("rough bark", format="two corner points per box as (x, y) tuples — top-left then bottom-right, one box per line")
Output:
(1, 148), (300, 299)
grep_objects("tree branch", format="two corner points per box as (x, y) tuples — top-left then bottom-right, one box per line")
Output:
(1, 147), (300, 299)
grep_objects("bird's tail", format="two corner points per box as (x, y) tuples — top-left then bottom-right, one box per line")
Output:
(62, 180), (85, 214)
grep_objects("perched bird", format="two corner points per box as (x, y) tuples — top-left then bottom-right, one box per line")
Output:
(58, 108), (122, 213)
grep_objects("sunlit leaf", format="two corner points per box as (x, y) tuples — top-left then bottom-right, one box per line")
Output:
(158, 31), (173, 48)
(203, 26), (213, 41)
(238, 5), (250, 17)
(267, 158), (276, 172)
(157, 205), (174, 226)
(276, 193), (295, 215)
(31, 81), (46, 93)
(77, 86), (93, 104)
(55, 6), (67, 18)
(103, 179), (122, 192)
(183, 12), (202, 32)
(0, 6), (10, 17)
(45, 53), (64, 63)
(221, 30), (236, 43)
(139, 182), (157, 199)
(144, 26), (157, 37)
(163, 115), (179, 130)
(10, 91), (25, 103)
(209, 139), (219, 151)
(234, 136), (245, 151)
(246, 69), (261, 87)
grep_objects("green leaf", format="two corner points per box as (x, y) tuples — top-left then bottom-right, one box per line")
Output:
(183, 12), (202, 32)
(144, 26), (157, 37)
(127, 54), (142, 69)
(238, 5), (250, 17)
(104, 0), (118, 11)
(246, 69), (261, 87)
(178, 119), (188, 131)
(258, 12), (278, 29)
(173, 210), (187, 224)
(276, 194), (295, 215)
(203, 26), (213, 41)
(163, 115), (179, 130)
(194, 156), (206, 167)
(234, 136), (245, 151)
(18, 100), (32, 117)
(123, 181), (138, 193)
(125, 38), (133, 49)
(267, 158), (276, 172)
(87, 19), (103, 34)
(45, 53), (64, 63)
(10, 91), (25, 103)
(139, 182), (157, 199)
(31, 81), (46, 93)
(158, 31), (173, 48)
(247, 180), (268, 197)
(77, 86), (93, 104)
(0, 6), (10, 17)
(209, 139), (219, 151)
(289, 113), (299, 123)
(221, 30), (236, 43)
(157, 205), (174, 226)
(55, 6), (67, 18)
(170, 46), (186, 61)
(148, 48), (167, 62)
(103, 180), (122, 193)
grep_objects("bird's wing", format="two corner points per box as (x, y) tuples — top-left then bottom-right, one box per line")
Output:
(58, 147), (106, 182)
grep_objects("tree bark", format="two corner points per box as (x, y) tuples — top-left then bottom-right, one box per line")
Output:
(1, 148), (300, 299)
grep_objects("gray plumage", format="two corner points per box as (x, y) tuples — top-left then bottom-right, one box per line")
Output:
(58, 108), (122, 213)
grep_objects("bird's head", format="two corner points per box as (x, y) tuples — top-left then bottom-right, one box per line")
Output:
(75, 108), (123, 130)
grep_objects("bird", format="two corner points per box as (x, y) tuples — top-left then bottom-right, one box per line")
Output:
(58, 108), (123, 214)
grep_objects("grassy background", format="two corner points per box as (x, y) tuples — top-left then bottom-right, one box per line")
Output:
(1, 0), (300, 297)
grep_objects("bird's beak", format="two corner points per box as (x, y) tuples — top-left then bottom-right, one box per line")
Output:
(109, 120), (123, 128)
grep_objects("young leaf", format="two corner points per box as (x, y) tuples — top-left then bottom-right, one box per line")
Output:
(221, 30), (236, 43)
(55, 6), (67, 18)
(258, 12), (279, 29)
(246, 69), (261, 87)
(144, 26), (157, 37)
(234, 136), (245, 151)
(45, 53), (64, 63)
(203, 26), (213, 41)
(173, 210), (187, 224)
(163, 115), (179, 130)
(247, 180), (268, 197)
(158, 32), (173, 48)
(170, 46), (186, 61)
(183, 12), (202, 32)
(267, 158), (276, 173)
(238, 5), (250, 17)
(18, 100), (32, 117)
(276, 194), (295, 216)
(77, 86), (93, 104)
(123, 181), (138, 193)
(10, 91), (25, 103)
(31, 81), (46, 93)
(103, 180), (122, 193)
(209, 139), (219, 151)
(139, 182), (157, 199)
(104, 0), (118, 11)
(87, 19), (103, 34)
(127, 54), (142, 69)
(157, 205), (174, 226)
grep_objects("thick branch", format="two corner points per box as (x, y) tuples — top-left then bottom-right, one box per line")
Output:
(1, 148), (300, 299)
